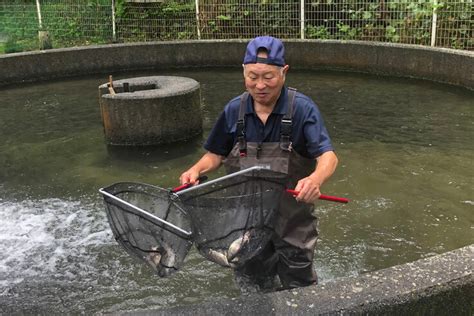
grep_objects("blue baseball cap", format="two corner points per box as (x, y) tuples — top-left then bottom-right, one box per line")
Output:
(243, 36), (286, 67)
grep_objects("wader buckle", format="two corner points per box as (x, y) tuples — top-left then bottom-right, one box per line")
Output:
(238, 138), (247, 157)
(280, 118), (292, 152)
(280, 139), (292, 152)
(237, 117), (247, 157)
(256, 143), (262, 159)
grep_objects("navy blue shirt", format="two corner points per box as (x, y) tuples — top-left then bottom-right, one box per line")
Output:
(204, 87), (334, 159)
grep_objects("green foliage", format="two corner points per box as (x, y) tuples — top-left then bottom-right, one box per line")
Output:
(0, 0), (471, 51)
(385, 25), (400, 43)
(115, 0), (126, 18)
(362, 11), (372, 20)
(0, 1), (38, 41)
(114, 0), (197, 41)
(304, 0), (453, 47)
(207, 0), (300, 39)
(1, 0), (113, 52)
(4, 36), (23, 54)
(42, 1), (113, 46)
(436, 0), (473, 49)
(337, 23), (359, 40)
(306, 25), (330, 39)
(217, 15), (232, 21)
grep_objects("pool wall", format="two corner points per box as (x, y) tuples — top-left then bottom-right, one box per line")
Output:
(0, 40), (473, 89)
(125, 245), (473, 315)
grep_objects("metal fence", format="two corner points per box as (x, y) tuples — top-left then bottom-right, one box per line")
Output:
(0, 0), (472, 52)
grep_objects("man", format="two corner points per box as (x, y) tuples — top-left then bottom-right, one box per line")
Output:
(180, 36), (338, 293)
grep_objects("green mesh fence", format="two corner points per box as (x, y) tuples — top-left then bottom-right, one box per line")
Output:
(0, 0), (472, 52)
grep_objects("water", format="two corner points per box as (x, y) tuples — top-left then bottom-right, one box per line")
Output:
(0, 68), (472, 314)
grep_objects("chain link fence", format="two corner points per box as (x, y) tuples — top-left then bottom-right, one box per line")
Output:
(1, 0), (472, 53)
(198, 0), (301, 39)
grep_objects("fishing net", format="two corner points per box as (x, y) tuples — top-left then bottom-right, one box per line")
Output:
(99, 182), (193, 277)
(176, 167), (287, 268)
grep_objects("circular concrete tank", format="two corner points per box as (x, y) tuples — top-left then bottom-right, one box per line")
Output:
(98, 76), (202, 146)
(0, 41), (472, 314)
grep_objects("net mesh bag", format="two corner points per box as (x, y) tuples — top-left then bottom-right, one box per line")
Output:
(176, 167), (287, 268)
(100, 182), (193, 277)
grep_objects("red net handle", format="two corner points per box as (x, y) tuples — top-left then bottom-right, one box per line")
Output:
(171, 176), (208, 193)
(286, 189), (349, 204)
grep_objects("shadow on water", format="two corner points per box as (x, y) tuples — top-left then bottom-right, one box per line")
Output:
(105, 135), (205, 164)
(0, 68), (473, 314)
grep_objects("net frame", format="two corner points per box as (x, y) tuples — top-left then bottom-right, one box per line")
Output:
(100, 188), (192, 238)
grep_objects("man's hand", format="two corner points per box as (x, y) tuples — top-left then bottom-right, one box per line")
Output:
(178, 152), (223, 186)
(292, 151), (338, 203)
(179, 169), (201, 185)
(293, 176), (321, 204)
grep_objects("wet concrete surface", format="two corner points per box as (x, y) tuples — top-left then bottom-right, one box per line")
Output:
(120, 244), (473, 315)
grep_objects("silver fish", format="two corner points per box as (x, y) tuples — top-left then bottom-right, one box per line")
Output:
(159, 243), (176, 268)
(227, 231), (251, 263)
(145, 244), (178, 277)
(145, 246), (162, 266)
(206, 248), (232, 267)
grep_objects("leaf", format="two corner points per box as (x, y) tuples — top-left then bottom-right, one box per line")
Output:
(216, 15), (231, 21)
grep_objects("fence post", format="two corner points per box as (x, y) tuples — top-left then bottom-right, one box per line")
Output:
(195, 0), (201, 40)
(35, 0), (43, 29)
(111, 0), (117, 42)
(430, 0), (438, 47)
(300, 0), (305, 39)
(36, 0), (52, 49)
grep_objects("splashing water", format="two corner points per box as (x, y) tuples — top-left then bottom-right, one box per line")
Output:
(0, 198), (113, 291)
(0, 197), (240, 314)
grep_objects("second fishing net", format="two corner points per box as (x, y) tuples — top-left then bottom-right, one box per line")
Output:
(175, 167), (287, 268)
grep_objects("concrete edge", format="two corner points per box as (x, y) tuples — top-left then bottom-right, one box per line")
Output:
(0, 40), (473, 90)
(119, 244), (473, 315)
(99, 76), (201, 99)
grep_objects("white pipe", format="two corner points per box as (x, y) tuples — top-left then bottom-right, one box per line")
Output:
(35, 0), (43, 29)
(300, 0), (305, 39)
(111, 0), (117, 42)
(431, 0), (438, 47)
(195, 0), (201, 40)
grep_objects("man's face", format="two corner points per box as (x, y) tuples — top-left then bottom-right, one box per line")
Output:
(243, 53), (288, 107)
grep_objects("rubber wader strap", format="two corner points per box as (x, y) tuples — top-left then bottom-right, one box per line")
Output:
(280, 87), (297, 151)
(237, 92), (249, 157)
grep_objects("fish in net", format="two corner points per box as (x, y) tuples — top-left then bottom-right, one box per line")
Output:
(176, 166), (288, 268)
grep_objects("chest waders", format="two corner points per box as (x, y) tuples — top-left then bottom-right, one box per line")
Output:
(223, 88), (319, 292)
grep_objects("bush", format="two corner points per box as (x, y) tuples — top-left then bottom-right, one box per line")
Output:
(4, 36), (23, 54)
(0, 0), (471, 50)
